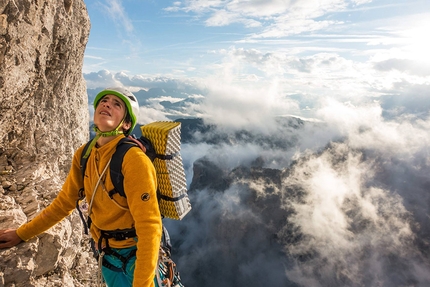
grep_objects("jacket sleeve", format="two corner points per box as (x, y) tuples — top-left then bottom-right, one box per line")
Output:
(16, 145), (85, 241)
(122, 148), (162, 287)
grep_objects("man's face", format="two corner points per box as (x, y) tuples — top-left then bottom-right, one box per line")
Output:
(94, 94), (129, 132)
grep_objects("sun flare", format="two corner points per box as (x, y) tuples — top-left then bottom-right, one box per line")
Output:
(400, 18), (430, 63)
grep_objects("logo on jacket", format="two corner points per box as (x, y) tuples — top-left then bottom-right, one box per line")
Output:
(141, 193), (150, 201)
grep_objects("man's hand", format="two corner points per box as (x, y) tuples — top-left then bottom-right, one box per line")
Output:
(0, 229), (23, 248)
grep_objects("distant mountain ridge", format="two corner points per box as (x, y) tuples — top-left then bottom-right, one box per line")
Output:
(87, 86), (204, 123)
(90, 116), (306, 151)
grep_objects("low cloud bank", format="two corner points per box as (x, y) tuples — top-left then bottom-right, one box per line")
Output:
(165, 100), (430, 287)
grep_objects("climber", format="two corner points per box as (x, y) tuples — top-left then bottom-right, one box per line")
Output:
(0, 87), (162, 287)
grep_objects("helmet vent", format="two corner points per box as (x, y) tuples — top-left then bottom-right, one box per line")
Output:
(127, 95), (137, 102)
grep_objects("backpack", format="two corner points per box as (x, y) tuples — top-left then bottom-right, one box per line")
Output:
(79, 121), (192, 220)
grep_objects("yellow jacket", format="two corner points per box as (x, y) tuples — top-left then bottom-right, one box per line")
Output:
(17, 135), (162, 287)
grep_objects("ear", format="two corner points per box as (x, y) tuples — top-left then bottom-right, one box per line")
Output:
(122, 121), (132, 132)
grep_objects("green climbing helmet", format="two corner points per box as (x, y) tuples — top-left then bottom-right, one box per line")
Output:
(94, 87), (140, 135)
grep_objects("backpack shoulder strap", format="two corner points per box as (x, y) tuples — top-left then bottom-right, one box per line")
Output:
(80, 140), (93, 181)
(109, 137), (137, 198)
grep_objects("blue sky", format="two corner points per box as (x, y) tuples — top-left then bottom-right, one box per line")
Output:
(84, 0), (430, 75)
(83, 0), (430, 128)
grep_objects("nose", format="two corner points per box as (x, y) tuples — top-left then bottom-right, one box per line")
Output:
(101, 101), (111, 108)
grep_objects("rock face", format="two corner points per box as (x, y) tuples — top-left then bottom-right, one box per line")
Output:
(0, 1), (92, 286)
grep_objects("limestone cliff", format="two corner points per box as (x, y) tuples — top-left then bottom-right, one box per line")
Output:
(0, 0), (93, 286)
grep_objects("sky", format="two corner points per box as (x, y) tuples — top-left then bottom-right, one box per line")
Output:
(84, 0), (430, 77)
(83, 0), (430, 125)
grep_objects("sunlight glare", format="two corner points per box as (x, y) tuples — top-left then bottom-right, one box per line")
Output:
(400, 18), (430, 64)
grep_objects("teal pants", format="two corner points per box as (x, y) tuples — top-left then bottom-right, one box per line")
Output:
(101, 246), (161, 287)
(101, 246), (136, 287)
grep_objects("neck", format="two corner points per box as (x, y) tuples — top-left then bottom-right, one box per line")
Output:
(83, 127), (125, 159)
(93, 126), (125, 147)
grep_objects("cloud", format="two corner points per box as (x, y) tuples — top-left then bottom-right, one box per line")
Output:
(251, 18), (340, 38)
(198, 76), (300, 131)
(83, 70), (203, 93)
(164, 0), (364, 36)
(226, 0), (292, 17)
(84, 33), (429, 130)
(281, 141), (429, 286)
(317, 98), (430, 155)
(189, 49), (371, 130)
(99, 0), (134, 33)
(377, 85), (430, 118)
(374, 58), (430, 77)
(137, 106), (170, 124)
(205, 9), (262, 27)
(83, 44), (428, 134)
(84, 70), (123, 89)
(204, 45), (429, 122)
(172, 0), (347, 19)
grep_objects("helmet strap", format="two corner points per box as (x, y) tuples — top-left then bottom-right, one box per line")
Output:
(82, 120), (126, 159)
